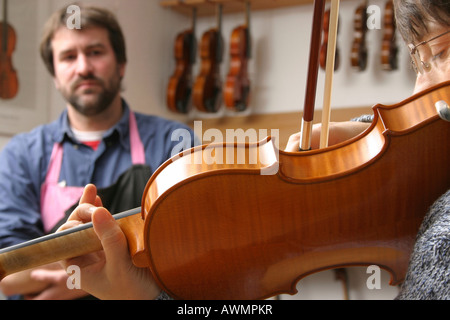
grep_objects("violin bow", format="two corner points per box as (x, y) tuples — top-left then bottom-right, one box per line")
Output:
(300, 0), (326, 151)
(320, 0), (340, 148)
(300, 0), (340, 150)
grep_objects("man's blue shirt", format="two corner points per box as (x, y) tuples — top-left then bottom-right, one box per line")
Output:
(0, 100), (196, 247)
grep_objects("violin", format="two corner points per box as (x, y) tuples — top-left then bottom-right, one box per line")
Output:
(224, 2), (251, 112)
(166, 8), (197, 114)
(351, 1), (368, 71)
(381, 0), (398, 71)
(192, 4), (223, 113)
(1, 81), (449, 300)
(0, 0), (18, 100)
(319, 9), (339, 71)
(1, 1), (449, 300)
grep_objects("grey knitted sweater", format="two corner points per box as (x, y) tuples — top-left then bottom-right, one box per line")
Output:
(395, 189), (450, 300)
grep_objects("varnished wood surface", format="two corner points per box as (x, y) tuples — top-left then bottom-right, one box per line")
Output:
(142, 81), (450, 299)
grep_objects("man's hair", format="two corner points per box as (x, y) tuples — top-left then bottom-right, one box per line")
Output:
(394, 0), (450, 44)
(40, 5), (127, 76)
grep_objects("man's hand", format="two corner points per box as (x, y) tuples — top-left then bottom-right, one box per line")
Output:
(285, 121), (370, 152)
(0, 262), (87, 300)
(58, 184), (161, 300)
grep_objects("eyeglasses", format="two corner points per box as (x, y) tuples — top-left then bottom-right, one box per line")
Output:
(408, 30), (450, 74)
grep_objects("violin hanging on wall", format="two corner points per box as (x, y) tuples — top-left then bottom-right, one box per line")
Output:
(350, 1), (368, 71)
(166, 7), (197, 114)
(224, 1), (251, 112)
(0, 0), (18, 100)
(319, 8), (340, 71)
(381, 0), (398, 71)
(192, 4), (224, 113)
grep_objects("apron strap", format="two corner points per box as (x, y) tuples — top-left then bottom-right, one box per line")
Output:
(129, 111), (146, 165)
(45, 111), (145, 183)
(45, 143), (64, 184)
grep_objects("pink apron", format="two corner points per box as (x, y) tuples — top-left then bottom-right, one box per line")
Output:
(40, 112), (145, 233)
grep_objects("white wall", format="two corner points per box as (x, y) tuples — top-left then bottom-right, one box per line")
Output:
(48, 0), (417, 124)
(0, 0), (415, 299)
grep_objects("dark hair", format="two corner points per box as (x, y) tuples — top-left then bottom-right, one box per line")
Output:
(394, 0), (450, 44)
(40, 5), (127, 76)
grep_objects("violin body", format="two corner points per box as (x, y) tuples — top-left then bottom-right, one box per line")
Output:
(192, 29), (223, 113)
(0, 83), (449, 299)
(224, 26), (250, 111)
(0, 21), (18, 100)
(381, 0), (398, 70)
(351, 3), (368, 71)
(140, 82), (450, 299)
(167, 29), (196, 113)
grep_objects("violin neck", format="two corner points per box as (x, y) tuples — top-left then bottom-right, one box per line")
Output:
(0, 207), (142, 280)
(0, 220), (101, 280)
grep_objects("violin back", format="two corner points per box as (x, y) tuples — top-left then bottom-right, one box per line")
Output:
(166, 29), (196, 113)
(350, 3), (368, 71)
(141, 82), (450, 299)
(192, 29), (223, 113)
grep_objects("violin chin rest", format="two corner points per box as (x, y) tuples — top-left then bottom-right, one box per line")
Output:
(435, 100), (450, 122)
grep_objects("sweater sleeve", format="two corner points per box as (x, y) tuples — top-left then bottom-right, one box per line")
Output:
(155, 291), (172, 300)
(350, 114), (374, 123)
(395, 190), (450, 300)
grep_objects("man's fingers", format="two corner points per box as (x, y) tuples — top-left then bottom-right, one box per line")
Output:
(57, 204), (98, 231)
(57, 219), (84, 232)
(91, 208), (130, 265)
(79, 184), (98, 205)
(30, 268), (68, 285)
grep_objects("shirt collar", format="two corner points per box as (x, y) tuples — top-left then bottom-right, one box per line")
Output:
(54, 99), (132, 151)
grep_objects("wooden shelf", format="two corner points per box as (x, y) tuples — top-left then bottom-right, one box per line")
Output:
(160, 0), (315, 16)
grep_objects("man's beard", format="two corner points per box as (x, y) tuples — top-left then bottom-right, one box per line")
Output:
(63, 72), (122, 116)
